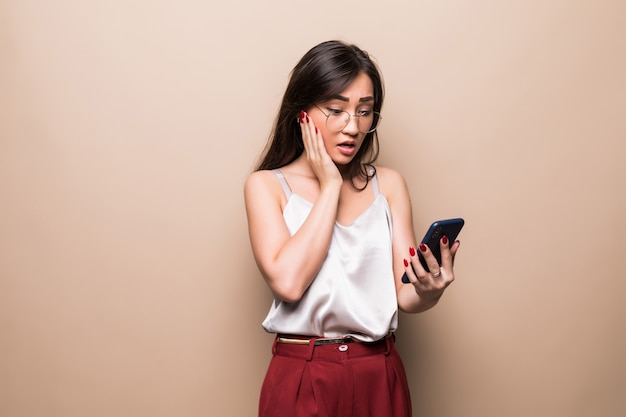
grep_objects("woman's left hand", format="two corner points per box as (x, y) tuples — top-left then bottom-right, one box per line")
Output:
(402, 236), (460, 302)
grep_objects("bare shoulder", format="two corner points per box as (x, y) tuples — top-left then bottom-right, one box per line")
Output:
(374, 166), (410, 199)
(244, 169), (276, 192)
(244, 169), (285, 209)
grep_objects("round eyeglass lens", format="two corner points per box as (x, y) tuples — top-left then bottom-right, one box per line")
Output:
(327, 111), (380, 133)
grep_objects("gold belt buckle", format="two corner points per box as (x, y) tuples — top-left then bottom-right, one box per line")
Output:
(314, 336), (355, 346)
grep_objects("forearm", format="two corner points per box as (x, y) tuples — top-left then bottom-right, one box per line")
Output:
(262, 186), (340, 302)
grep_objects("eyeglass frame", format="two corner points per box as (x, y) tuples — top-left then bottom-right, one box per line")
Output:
(314, 104), (382, 134)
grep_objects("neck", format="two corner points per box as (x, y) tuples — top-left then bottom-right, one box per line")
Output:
(292, 154), (354, 180)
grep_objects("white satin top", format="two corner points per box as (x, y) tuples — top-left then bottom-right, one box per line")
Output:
(261, 168), (399, 342)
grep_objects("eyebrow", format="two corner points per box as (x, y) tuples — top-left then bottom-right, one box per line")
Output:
(330, 94), (375, 103)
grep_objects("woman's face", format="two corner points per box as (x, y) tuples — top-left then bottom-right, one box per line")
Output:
(306, 72), (375, 167)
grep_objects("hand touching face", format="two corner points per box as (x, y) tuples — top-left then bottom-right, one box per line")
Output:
(306, 72), (375, 166)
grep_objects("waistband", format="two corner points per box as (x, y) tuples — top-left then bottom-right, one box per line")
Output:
(272, 333), (396, 361)
(277, 332), (394, 345)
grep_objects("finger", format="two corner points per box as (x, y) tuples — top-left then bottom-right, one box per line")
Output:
(402, 258), (419, 284)
(408, 246), (429, 280)
(301, 112), (324, 162)
(449, 239), (460, 267)
(300, 112), (315, 155)
(439, 235), (452, 269)
(403, 259), (430, 293)
(310, 120), (326, 160)
(440, 237), (460, 269)
(418, 243), (440, 275)
(450, 239), (460, 256)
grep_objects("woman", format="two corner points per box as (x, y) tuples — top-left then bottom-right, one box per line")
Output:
(244, 40), (460, 417)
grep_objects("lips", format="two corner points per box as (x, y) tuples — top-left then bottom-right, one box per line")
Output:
(337, 141), (357, 155)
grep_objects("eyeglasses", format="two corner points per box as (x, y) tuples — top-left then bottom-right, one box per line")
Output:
(315, 105), (381, 134)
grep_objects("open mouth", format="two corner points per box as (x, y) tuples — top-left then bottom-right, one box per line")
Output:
(338, 140), (356, 148)
(337, 142), (357, 155)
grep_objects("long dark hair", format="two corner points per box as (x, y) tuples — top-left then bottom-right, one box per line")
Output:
(255, 40), (385, 189)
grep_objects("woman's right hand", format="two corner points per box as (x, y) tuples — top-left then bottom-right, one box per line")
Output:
(299, 111), (342, 189)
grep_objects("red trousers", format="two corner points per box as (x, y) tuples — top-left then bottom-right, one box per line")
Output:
(259, 335), (412, 417)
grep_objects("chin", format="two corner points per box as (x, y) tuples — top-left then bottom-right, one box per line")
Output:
(332, 156), (355, 167)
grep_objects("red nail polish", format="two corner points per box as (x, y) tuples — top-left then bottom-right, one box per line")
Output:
(306, 115), (310, 123)
(409, 247), (416, 257)
(403, 259), (409, 267)
(442, 235), (448, 245)
(315, 126), (318, 134)
(419, 244), (427, 252)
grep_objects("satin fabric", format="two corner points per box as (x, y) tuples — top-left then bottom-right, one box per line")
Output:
(261, 169), (398, 342)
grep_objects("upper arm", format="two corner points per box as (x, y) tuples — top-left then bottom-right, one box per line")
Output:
(243, 171), (291, 281)
(377, 167), (418, 296)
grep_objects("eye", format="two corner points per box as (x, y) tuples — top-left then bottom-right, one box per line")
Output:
(327, 108), (344, 116)
(358, 109), (373, 117)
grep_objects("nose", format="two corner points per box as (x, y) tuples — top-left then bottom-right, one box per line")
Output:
(341, 114), (360, 135)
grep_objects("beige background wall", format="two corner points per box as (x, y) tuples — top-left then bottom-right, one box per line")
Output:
(1, 1), (624, 416)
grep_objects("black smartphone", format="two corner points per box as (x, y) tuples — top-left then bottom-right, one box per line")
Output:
(401, 218), (465, 283)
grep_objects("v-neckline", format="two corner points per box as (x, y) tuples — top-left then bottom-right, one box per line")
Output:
(287, 193), (384, 228)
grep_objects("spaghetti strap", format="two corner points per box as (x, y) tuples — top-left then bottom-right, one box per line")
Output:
(369, 166), (380, 197)
(273, 169), (292, 198)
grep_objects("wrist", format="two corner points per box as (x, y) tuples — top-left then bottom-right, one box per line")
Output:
(319, 179), (342, 194)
